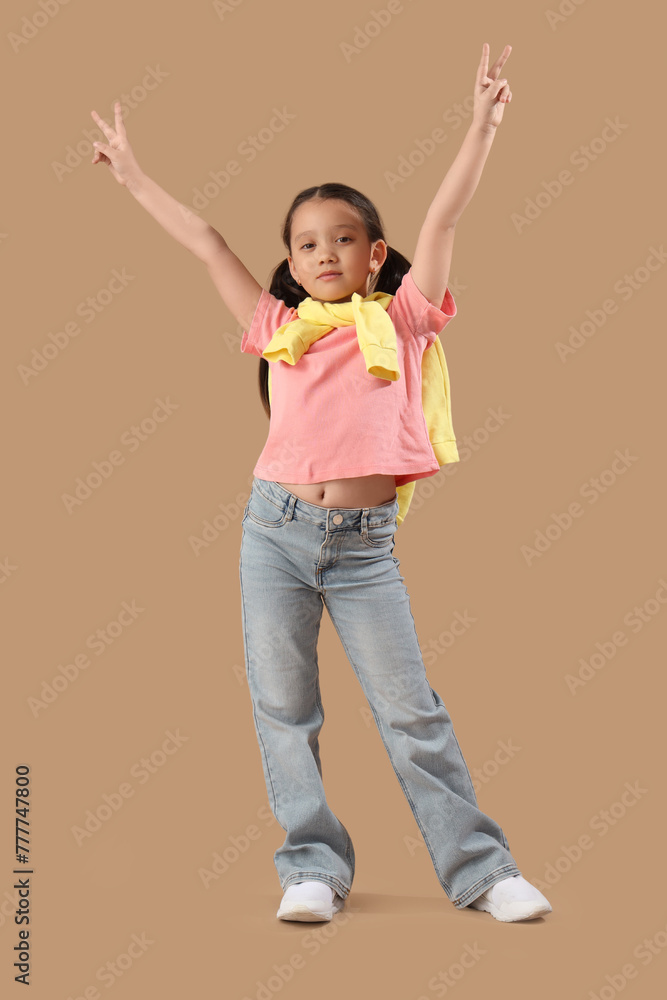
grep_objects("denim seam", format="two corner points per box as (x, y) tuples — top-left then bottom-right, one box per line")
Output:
(324, 602), (452, 897)
(312, 648), (325, 779)
(246, 510), (289, 529)
(453, 863), (522, 908)
(282, 872), (351, 898)
(247, 483), (290, 528)
(359, 525), (397, 548)
(253, 481), (285, 511)
(311, 639), (355, 868)
(239, 544), (279, 818)
(448, 726), (480, 804)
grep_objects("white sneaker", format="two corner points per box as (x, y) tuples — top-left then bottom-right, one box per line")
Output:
(277, 880), (345, 922)
(467, 874), (552, 922)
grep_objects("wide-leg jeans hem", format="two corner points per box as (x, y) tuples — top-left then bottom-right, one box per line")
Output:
(453, 863), (522, 909)
(281, 871), (351, 899)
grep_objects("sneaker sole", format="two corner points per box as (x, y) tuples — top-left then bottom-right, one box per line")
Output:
(470, 896), (552, 922)
(276, 895), (345, 922)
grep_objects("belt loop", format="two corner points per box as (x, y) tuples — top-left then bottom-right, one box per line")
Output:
(285, 493), (296, 521)
(361, 508), (369, 533)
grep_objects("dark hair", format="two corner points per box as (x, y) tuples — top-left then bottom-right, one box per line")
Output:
(257, 182), (412, 418)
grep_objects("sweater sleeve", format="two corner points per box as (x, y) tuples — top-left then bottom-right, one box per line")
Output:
(240, 288), (298, 357)
(388, 266), (457, 345)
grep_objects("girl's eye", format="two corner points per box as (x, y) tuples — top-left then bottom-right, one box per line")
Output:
(301, 236), (352, 250)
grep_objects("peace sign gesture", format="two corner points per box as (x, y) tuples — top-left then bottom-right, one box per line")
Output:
(90, 100), (143, 187)
(473, 42), (513, 131)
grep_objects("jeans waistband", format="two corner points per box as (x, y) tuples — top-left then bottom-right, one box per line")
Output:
(252, 477), (399, 529)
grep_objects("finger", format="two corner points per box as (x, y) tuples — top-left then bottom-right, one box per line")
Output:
(90, 109), (112, 138)
(489, 44), (512, 80)
(90, 109), (116, 142)
(476, 42), (489, 86)
(499, 44), (512, 71)
(113, 99), (126, 138)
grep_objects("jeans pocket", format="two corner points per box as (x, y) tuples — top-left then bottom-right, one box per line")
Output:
(360, 518), (396, 549)
(245, 483), (288, 528)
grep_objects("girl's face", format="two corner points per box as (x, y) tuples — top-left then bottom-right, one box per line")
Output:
(287, 198), (387, 303)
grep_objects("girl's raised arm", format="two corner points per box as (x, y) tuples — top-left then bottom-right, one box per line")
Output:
(90, 101), (263, 331)
(411, 43), (512, 309)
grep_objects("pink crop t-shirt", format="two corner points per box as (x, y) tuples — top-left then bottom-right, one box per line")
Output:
(240, 266), (457, 487)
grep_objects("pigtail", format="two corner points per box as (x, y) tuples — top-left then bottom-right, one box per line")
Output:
(256, 259), (308, 419)
(371, 244), (411, 297)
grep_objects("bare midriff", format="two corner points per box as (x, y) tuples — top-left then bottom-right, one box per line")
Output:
(277, 474), (397, 509)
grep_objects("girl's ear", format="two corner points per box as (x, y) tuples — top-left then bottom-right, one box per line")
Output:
(371, 240), (388, 272)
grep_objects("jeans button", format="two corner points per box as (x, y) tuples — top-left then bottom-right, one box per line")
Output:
(332, 514), (343, 524)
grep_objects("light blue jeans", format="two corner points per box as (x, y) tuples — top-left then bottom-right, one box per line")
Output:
(238, 477), (521, 908)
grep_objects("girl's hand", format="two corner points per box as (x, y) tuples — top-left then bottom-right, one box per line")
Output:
(473, 42), (512, 132)
(90, 100), (143, 187)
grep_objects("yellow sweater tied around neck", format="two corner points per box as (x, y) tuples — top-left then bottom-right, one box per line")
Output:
(262, 288), (459, 527)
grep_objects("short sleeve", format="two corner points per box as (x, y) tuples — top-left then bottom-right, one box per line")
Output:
(388, 266), (457, 345)
(240, 288), (298, 357)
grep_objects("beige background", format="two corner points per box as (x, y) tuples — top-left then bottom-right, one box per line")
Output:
(3, 0), (666, 997)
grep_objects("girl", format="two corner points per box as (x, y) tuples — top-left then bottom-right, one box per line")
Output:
(91, 42), (552, 924)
